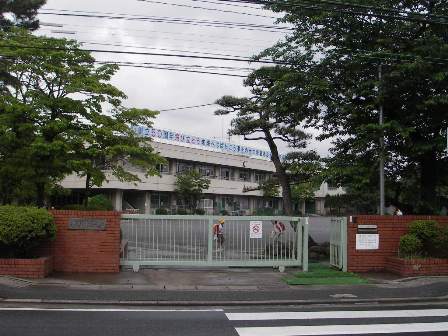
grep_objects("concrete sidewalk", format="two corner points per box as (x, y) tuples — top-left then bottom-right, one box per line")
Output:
(0, 268), (447, 306)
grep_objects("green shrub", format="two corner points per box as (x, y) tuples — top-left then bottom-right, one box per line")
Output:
(433, 226), (448, 258)
(220, 209), (229, 216)
(87, 194), (113, 211)
(409, 220), (438, 242)
(194, 208), (205, 215)
(0, 206), (56, 258)
(399, 233), (423, 258)
(408, 220), (439, 256)
(155, 208), (168, 215)
(176, 208), (187, 215)
(62, 204), (85, 210)
(255, 208), (274, 216)
(62, 195), (113, 211)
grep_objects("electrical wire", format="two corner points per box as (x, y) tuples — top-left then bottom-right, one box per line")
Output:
(0, 44), (290, 64)
(158, 103), (217, 112)
(137, 0), (277, 19)
(39, 9), (293, 32)
(212, 0), (448, 25)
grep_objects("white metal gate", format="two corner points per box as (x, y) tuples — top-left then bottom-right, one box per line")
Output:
(329, 217), (348, 271)
(120, 215), (309, 271)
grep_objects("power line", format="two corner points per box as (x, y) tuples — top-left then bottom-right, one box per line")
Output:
(189, 0), (263, 11)
(38, 21), (279, 44)
(137, 0), (277, 19)
(97, 62), (248, 77)
(74, 40), (270, 61)
(220, 0), (448, 25)
(97, 60), (254, 71)
(0, 44), (288, 64)
(39, 9), (292, 32)
(158, 103), (217, 112)
(38, 27), (271, 50)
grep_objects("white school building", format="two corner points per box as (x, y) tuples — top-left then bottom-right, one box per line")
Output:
(60, 128), (344, 215)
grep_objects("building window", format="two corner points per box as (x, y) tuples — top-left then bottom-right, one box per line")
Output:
(239, 170), (251, 182)
(176, 162), (193, 174)
(255, 172), (266, 183)
(151, 193), (170, 209)
(157, 163), (169, 174)
(239, 197), (249, 210)
(220, 167), (232, 180)
(221, 196), (234, 210)
(198, 165), (214, 177)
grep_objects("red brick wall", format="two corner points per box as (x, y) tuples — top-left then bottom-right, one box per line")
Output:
(0, 257), (53, 278)
(348, 216), (448, 272)
(386, 257), (448, 276)
(47, 210), (121, 273)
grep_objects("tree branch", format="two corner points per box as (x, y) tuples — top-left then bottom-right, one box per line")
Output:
(243, 135), (267, 141)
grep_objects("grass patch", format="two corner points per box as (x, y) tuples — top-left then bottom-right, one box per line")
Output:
(284, 263), (368, 286)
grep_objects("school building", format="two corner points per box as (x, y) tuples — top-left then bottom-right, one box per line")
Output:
(59, 127), (344, 215)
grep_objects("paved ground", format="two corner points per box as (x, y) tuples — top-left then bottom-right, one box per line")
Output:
(1, 304), (447, 336)
(30, 268), (294, 290)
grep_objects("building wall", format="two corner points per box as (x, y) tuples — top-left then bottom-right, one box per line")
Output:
(46, 210), (121, 273)
(347, 215), (448, 272)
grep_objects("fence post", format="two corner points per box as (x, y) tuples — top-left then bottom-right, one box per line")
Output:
(296, 218), (302, 267)
(341, 217), (348, 272)
(302, 217), (309, 272)
(207, 217), (213, 263)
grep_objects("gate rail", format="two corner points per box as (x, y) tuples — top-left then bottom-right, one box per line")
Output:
(120, 215), (308, 271)
(329, 217), (348, 271)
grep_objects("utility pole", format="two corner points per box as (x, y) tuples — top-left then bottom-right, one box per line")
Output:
(378, 64), (385, 215)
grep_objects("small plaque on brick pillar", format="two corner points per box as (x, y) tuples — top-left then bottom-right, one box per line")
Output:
(68, 218), (106, 231)
(356, 224), (379, 250)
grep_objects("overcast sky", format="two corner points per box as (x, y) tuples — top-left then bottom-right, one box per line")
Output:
(36, 0), (332, 156)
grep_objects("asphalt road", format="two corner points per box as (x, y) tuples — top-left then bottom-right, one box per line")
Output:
(1, 305), (447, 336)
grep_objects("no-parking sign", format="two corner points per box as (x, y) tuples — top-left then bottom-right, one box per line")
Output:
(249, 221), (263, 239)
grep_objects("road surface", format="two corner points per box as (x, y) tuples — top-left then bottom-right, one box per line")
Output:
(1, 304), (447, 335)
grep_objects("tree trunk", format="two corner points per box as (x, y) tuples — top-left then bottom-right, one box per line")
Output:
(36, 182), (45, 208)
(264, 131), (293, 215)
(419, 152), (438, 214)
(84, 174), (91, 208)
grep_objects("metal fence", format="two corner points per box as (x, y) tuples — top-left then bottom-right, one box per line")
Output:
(120, 215), (309, 271)
(329, 217), (348, 271)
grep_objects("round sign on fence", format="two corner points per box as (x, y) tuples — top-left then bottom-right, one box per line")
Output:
(249, 221), (263, 239)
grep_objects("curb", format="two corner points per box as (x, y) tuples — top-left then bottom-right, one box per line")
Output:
(1, 296), (447, 307)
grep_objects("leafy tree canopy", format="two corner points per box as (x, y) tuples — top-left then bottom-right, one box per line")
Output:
(259, 0), (448, 214)
(0, 30), (164, 205)
(0, 0), (45, 31)
(175, 170), (211, 211)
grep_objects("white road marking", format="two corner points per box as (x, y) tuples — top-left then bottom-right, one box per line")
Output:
(235, 322), (448, 336)
(226, 308), (448, 321)
(0, 308), (223, 312)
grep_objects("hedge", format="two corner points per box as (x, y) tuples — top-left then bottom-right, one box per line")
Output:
(0, 206), (56, 258)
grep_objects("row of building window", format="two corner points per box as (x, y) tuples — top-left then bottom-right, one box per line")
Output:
(150, 193), (279, 211)
(156, 160), (271, 182)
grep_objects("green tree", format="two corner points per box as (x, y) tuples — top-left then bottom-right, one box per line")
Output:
(259, 0), (448, 214)
(0, 0), (45, 31)
(215, 66), (319, 215)
(0, 30), (163, 206)
(286, 151), (323, 206)
(175, 170), (211, 212)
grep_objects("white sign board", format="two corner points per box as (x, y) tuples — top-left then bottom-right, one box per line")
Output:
(249, 221), (263, 239)
(356, 234), (379, 250)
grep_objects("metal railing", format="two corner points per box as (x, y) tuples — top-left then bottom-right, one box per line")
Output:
(120, 215), (309, 271)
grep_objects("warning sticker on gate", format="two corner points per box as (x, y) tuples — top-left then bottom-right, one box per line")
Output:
(249, 221), (263, 239)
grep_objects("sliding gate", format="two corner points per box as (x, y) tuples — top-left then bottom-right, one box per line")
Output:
(120, 215), (309, 271)
(329, 217), (348, 271)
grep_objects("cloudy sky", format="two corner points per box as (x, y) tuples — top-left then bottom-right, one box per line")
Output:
(36, 0), (332, 156)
